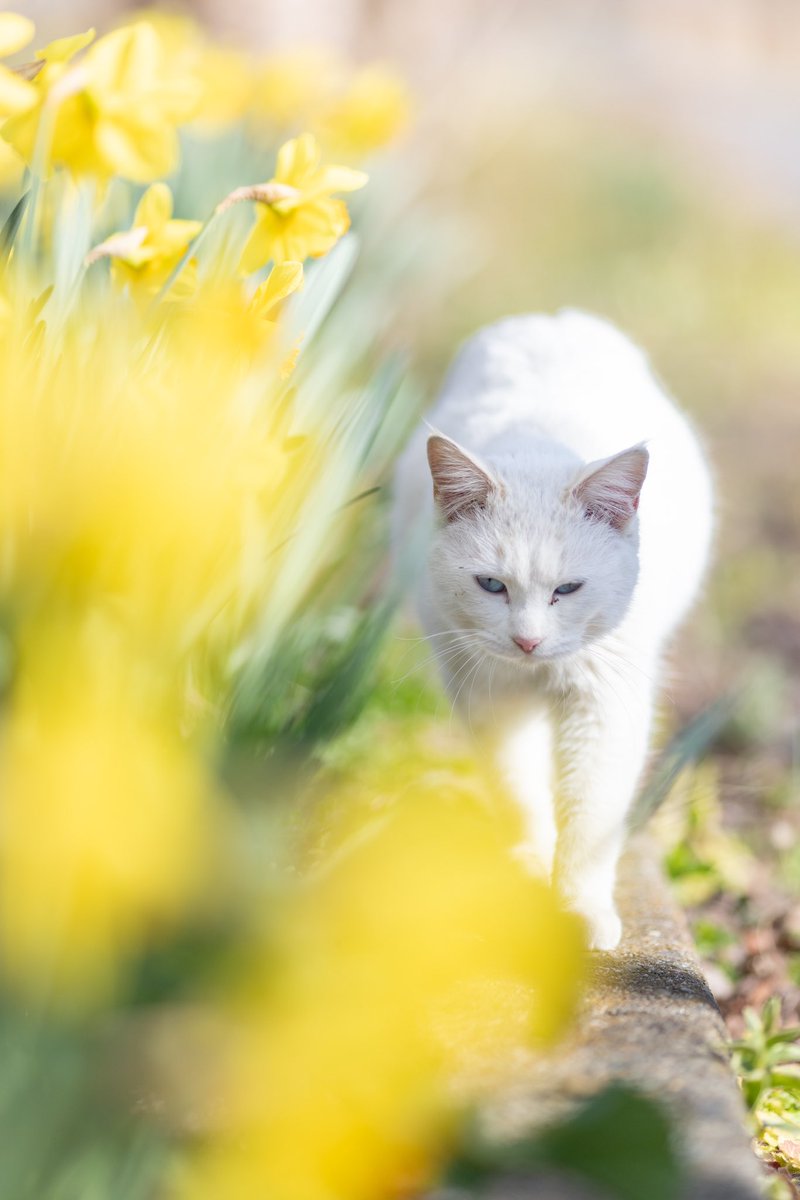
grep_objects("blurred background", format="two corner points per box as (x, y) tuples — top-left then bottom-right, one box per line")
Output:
(5, 0), (800, 1195)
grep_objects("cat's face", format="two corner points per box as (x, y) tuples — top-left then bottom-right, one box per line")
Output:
(426, 435), (647, 666)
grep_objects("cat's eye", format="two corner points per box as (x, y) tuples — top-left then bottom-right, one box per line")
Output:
(553, 581), (584, 596)
(476, 576), (507, 594)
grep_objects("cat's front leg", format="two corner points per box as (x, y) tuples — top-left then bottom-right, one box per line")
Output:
(553, 669), (654, 951)
(448, 661), (557, 881)
(494, 708), (557, 881)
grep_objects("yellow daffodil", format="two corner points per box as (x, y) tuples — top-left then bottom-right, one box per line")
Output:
(0, 12), (38, 116)
(0, 619), (218, 1003)
(37, 26), (96, 64)
(175, 770), (586, 1200)
(319, 65), (412, 161)
(141, 12), (254, 133)
(251, 47), (340, 133)
(0, 282), (325, 1006)
(161, 265), (304, 373)
(239, 132), (367, 273)
(3, 20), (199, 182)
(251, 260), (304, 329)
(88, 183), (202, 299)
(0, 135), (24, 191)
(192, 44), (254, 131)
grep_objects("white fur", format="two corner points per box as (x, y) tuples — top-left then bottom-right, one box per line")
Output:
(393, 310), (713, 950)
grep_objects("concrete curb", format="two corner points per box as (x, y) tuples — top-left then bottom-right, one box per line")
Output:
(459, 836), (765, 1199)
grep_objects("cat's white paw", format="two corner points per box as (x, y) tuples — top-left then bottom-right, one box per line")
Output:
(564, 901), (623, 951)
(583, 907), (623, 952)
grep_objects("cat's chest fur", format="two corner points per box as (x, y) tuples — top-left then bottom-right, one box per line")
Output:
(393, 309), (713, 951)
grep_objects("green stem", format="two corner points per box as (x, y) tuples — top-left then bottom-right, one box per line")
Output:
(17, 95), (56, 271)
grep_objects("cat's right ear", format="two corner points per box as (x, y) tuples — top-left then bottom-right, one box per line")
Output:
(427, 435), (497, 522)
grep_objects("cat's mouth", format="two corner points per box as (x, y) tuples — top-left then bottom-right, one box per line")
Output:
(488, 644), (558, 666)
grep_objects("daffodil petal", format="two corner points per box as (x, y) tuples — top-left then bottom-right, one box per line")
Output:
(87, 225), (149, 266)
(166, 257), (198, 301)
(313, 164), (368, 194)
(0, 13), (35, 58)
(275, 132), (320, 186)
(134, 182), (173, 233)
(240, 212), (279, 275)
(114, 245), (157, 269)
(36, 28), (95, 64)
(288, 198), (350, 259)
(155, 219), (203, 254)
(86, 24), (158, 94)
(252, 261), (303, 319)
(94, 115), (178, 184)
(0, 135), (23, 189)
(0, 65), (36, 117)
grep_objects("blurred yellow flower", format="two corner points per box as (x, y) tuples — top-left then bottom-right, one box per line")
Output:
(175, 775), (586, 1200)
(88, 182), (202, 299)
(0, 12), (38, 116)
(193, 44), (254, 132)
(37, 26), (96, 64)
(0, 20), (416, 1055)
(0, 620), (217, 1003)
(319, 65), (412, 161)
(3, 20), (199, 182)
(0, 299), (318, 655)
(239, 132), (367, 272)
(142, 12), (254, 133)
(251, 47), (340, 133)
(251, 260), (304, 328)
(162, 268), (304, 375)
(0, 133), (24, 191)
(0, 288), (324, 1002)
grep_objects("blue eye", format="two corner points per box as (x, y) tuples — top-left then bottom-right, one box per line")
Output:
(553, 581), (584, 596)
(476, 576), (506, 594)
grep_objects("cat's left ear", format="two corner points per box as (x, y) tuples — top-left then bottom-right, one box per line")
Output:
(571, 443), (649, 530)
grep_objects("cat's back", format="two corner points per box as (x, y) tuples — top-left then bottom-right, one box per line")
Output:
(430, 309), (681, 457)
(395, 309), (704, 530)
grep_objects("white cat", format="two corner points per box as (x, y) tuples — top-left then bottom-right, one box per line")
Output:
(393, 310), (713, 950)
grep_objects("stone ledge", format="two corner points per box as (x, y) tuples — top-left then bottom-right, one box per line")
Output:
(457, 836), (765, 1200)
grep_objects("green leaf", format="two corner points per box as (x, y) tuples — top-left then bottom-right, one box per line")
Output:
(766, 1028), (800, 1047)
(0, 189), (29, 256)
(770, 1067), (800, 1089)
(766, 1045), (800, 1067)
(447, 1085), (682, 1200)
(763, 997), (783, 1036)
(285, 232), (360, 347)
(744, 1007), (765, 1041)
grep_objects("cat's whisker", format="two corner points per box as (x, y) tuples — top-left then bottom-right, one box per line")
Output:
(393, 628), (476, 644)
(466, 652), (488, 735)
(446, 646), (482, 696)
(580, 657), (641, 733)
(586, 651), (644, 700)
(487, 655), (499, 724)
(451, 657), (482, 731)
(390, 649), (470, 689)
(448, 649), (485, 725)
(588, 648), (659, 721)
(591, 643), (659, 687)
(389, 634), (477, 687)
(597, 644), (680, 711)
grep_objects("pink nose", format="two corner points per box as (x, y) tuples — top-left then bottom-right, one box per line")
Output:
(513, 636), (542, 654)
